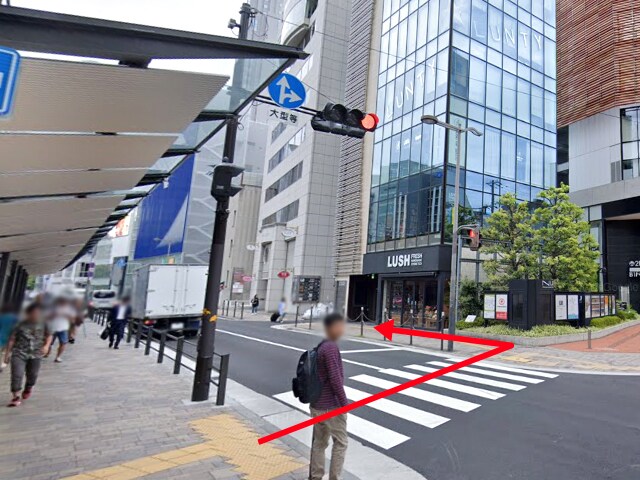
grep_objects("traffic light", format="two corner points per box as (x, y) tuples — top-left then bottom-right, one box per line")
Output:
(210, 163), (245, 201)
(311, 103), (379, 138)
(468, 226), (482, 251)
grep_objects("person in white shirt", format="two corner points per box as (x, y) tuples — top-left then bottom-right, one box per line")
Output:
(108, 296), (131, 350)
(46, 297), (74, 363)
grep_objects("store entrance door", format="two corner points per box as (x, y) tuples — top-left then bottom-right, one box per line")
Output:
(384, 277), (439, 330)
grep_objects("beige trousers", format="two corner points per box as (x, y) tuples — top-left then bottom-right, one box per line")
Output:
(309, 408), (348, 480)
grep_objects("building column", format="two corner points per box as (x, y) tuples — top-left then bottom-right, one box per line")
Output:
(0, 253), (10, 309)
(436, 272), (447, 332)
(375, 275), (384, 324)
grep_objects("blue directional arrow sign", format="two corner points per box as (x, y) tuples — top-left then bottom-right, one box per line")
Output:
(0, 46), (20, 118)
(268, 73), (306, 110)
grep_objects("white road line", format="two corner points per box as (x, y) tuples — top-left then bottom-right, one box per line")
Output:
(405, 365), (527, 391)
(428, 361), (545, 384)
(341, 348), (400, 354)
(350, 375), (480, 412)
(343, 386), (450, 428)
(273, 392), (409, 450)
(447, 359), (559, 379)
(216, 329), (381, 370)
(379, 368), (505, 400)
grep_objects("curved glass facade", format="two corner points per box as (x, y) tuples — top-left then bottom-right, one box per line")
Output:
(368, 0), (557, 252)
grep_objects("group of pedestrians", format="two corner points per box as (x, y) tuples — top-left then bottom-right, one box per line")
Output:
(0, 292), (85, 407)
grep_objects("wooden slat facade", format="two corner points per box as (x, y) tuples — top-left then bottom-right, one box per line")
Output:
(557, 0), (640, 127)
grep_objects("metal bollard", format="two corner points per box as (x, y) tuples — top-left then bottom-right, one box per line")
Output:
(360, 307), (365, 337)
(174, 337), (184, 374)
(233, 301), (237, 317)
(240, 302), (245, 319)
(410, 310), (415, 346)
(144, 328), (152, 355)
(309, 307), (313, 330)
(295, 305), (299, 327)
(587, 329), (592, 349)
(157, 331), (166, 363)
(135, 320), (142, 348)
(126, 319), (133, 343)
(216, 354), (230, 406)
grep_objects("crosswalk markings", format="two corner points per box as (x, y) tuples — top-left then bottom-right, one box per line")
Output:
(427, 361), (545, 384)
(273, 361), (558, 451)
(273, 391), (409, 450)
(351, 374), (480, 412)
(378, 368), (505, 400)
(344, 386), (450, 429)
(405, 364), (527, 391)
(454, 359), (559, 379)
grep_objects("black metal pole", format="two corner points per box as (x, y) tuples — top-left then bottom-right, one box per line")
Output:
(191, 3), (253, 402)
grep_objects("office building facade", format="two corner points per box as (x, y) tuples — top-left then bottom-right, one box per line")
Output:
(358, 0), (557, 325)
(557, 0), (640, 309)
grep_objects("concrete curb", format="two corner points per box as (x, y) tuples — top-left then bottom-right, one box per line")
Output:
(456, 319), (640, 346)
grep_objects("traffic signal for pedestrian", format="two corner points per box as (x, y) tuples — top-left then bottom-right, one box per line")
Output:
(468, 226), (482, 251)
(210, 163), (245, 201)
(311, 103), (379, 138)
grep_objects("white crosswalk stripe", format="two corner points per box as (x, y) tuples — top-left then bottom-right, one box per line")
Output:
(272, 361), (558, 450)
(405, 364), (528, 391)
(378, 368), (505, 400)
(344, 386), (450, 428)
(351, 374), (480, 412)
(273, 391), (409, 450)
(427, 361), (545, 384)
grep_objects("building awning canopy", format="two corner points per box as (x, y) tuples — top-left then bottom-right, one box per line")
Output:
(0, 6), (306, 276)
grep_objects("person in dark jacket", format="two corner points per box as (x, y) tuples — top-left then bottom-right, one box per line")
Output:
(108, 296), (131, 349)
(309, 313), (348, 480)
(251, 295), (259, 314)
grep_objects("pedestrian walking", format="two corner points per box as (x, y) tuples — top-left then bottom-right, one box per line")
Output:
(251, 294), (260, 314)
(309, 313), (349, 480)
(46, 297), (74, 363)
(4, 302), (51, 407)
(0, 304), (19, 372)
(108, 296), (131, 350)
(68, 297), (85, 344)
(277, 297), (287, 323)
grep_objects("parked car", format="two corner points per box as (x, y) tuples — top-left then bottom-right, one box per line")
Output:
(89, 289), (117, 318)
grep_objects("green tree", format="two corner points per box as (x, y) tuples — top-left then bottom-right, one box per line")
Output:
(482, 193), (537, 288)
(458, 279), (484, 318)
(532, 185), (599, 291)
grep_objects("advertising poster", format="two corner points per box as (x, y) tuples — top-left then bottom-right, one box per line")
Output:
(584, 295), (591, 319)
(496, 294), (508, 320)
(483, 295), (496, 319)
(604, 295), (609, 316)
(567, 295), (579, 320)
(555, 295), (567, 320)
(134, 155), (194, 260)
(591, 295), (602, 317)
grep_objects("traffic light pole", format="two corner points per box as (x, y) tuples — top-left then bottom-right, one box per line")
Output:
(191, 4), (252, 402)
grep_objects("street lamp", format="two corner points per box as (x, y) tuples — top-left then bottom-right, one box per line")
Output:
(421, 115), (483, 352)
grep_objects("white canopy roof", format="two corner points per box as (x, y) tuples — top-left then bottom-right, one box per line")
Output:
(0, 57), (228, 274)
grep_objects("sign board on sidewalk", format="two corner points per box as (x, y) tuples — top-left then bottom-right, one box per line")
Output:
(0, 46), (21, 118)
(483, 294), (496, 319)
(567, 294), (579, 320)
(495, 294), (508, 320)
(268, 73), (306, 109)
(555, 295), (567, 320)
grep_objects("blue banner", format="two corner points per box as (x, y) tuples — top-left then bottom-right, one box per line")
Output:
(133, 155), (194, 259)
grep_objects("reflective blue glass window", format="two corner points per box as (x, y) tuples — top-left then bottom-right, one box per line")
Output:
(501, 131), (516, 179)
(503, 14), (517, 58)
(488, 6), (502, 51)
(471, 0), (488, 44)
(453, 0), (471, 35)
(516, 136), (530, 183)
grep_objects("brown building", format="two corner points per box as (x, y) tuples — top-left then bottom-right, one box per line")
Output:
(558, 0), (640, 309)
(557, 0), (640, 128)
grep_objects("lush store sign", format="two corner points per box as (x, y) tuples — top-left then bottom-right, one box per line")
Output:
(387, 253), (423, 268)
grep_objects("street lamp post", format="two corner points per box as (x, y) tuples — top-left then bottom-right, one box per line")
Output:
(421, 115), (483, 352)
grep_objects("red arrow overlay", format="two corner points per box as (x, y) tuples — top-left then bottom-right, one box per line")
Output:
(258, 320), (514, 445)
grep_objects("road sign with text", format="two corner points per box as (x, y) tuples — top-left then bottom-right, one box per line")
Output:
(0, 46), (20, 118)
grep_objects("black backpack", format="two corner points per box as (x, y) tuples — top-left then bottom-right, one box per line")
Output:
(292, 341), (324, 404)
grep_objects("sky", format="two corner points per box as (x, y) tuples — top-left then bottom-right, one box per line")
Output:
(12, 0), (251, 77)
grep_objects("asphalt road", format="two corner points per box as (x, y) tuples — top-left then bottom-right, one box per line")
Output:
(183, 319), (640, 480)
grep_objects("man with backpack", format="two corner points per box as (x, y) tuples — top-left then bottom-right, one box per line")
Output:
(293, 312), (349, 480)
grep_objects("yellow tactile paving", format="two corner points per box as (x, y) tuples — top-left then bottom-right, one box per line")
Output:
(61, 413), (304, 480)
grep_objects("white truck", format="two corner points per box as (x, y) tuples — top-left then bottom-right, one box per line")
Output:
(131, 264), (207, 335)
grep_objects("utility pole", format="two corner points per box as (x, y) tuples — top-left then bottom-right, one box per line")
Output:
(191, 3), (255, 402)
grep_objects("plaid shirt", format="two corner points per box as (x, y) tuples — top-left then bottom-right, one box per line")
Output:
(311, 341), (348, 410)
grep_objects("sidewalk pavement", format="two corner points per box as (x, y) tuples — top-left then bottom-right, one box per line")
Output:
(0, 321), (310, 480)
(238, 312), (640, 374)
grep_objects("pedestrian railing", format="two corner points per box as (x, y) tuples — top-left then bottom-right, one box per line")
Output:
(90, 312), (230, 406)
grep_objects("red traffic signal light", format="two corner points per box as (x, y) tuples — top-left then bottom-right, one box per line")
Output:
(361, 113), (379, 131)
(469, 227), (482, 251)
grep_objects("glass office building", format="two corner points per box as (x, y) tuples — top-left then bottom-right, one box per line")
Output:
(362, 0), (557, 326)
